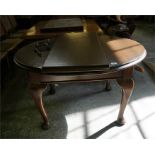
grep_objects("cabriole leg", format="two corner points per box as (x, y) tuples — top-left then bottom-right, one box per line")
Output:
(116, 79), (134, 125)
(105, 80), (111, 91)
(30, 83), (50, 130)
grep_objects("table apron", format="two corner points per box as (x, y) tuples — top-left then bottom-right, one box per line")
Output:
(29, 69), (133, 84)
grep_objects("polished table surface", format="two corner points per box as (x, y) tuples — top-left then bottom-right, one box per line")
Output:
(15, 32), (146, 73)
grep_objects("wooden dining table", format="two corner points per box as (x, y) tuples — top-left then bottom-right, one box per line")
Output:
(14, 30), (146, 129)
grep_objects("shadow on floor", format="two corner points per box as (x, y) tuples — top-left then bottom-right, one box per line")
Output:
(87, 120), (123, 139)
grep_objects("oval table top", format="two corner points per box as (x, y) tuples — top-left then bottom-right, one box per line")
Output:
(14, 32), (146, 74)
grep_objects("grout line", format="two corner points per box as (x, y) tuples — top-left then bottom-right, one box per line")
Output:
(129, 103), (147, 139)
(83, 111), (89, 138)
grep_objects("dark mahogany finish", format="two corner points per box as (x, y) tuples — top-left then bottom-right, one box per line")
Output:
(14, 32), (146, 130)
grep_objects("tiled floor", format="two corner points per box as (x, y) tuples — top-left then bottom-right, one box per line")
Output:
(1, 20), (155, 139)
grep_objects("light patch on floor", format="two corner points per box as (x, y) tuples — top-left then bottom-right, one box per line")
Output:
(139, 113), (155, 138)
(109, 125), (143, 139)
(131, 96), (155, 120)
(66, 104), (139, 138)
